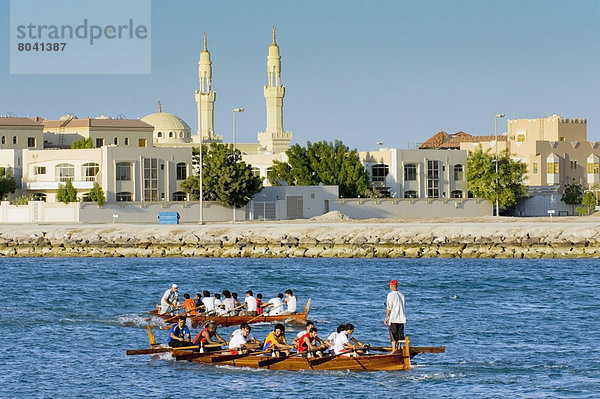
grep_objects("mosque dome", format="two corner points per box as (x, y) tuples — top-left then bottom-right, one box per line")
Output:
(141, 108), (192, 144)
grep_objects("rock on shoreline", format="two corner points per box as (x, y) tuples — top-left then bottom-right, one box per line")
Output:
(1, 218), (599, 259)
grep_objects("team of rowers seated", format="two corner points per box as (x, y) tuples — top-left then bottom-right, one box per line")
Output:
(168, 317), (367, 358)
(160, 285), (297, 317)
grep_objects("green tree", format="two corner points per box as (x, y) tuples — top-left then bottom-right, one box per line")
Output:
(0, 167), (17, 200)
(71, 137), (94, 149)
(56, 179), (78, 204)
(181, 143), (263, 207)
(581, 190), (596, 215)
(467, 146), (528, 212)
(269, 140), (370, 198)
(88, 182), (106, 206)
(561, 183), (583, 216)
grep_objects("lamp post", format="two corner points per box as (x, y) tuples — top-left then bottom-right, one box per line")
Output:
(376, 142), (383, 151)
(198, 135), (204, 225)
(494, 113), (505, 217)
(232, 107), (244, 222)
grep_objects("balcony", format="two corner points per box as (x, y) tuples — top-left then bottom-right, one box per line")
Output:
(23, 180), (96, 190)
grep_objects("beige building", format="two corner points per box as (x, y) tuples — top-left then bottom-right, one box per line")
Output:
(359, 148), (468, 199)
(0, 117), (44, 150)
(506, 115), (592, 188)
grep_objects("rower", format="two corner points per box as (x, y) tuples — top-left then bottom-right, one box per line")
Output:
(221, 290), (236, 315)
(168, 316), (192, 348)
(325, 324), (346, 355)
(232, 292), (242, 310)
(214, 293), (225, 315)
(202, 290), (215, 314)
(193, 321), (227, 352)
(282, 289), (297, 314)
(334, 323), (364, 356)
(228, 324), (259, 354)
(292, 321), (314, 346)
(230, 322), (261, 346)
(263, 323), (293, 356)
(256, 293), (263, 315)
(241, 290), (258, 316)
(297, 327), (327, 358)
(262, 293), (284, 315)
(182, 293), (197, 316)
(160, 284), (179, 315)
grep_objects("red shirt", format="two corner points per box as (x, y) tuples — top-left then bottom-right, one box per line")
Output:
(297, 333), (311, 352)
(256, 298), (263, 314)
(194, 327), (215, 345)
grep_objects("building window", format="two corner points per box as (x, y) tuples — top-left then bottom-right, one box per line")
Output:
(95, 138), (104, 147)
(124, 137), (129, 145)
(176, 162), (187, 180)
(179, 132), (184, 138)
(404, 190), (418, 198)
(138, 138), (147, 147)
(83, 163), (100, 182)
(404, 164), (417, 181)
(116, 162), (132, 181)
(251, 167), (260, 177)
(451, 190), (463, 198)
(587, 163), (599, 174)
(371, 163), (389, 183)
(266, 167), (274, 182)
(427, 160), (440, 198)
(33, 193), (46, 202)
(453, 164), (463, 181)
(34, 166), (46, 175)
(157, 132), (162, 138)
(570, 160), (578, 169)
(547, 162), (559, 174)
(27, 137), (36, 147)
(1, 136), (5, 144)
(116, 192), (132, 202)
(56, 163), (75, 182)
(533, 162), (538, 174)
(12, 136), (17, 144)
(169, 132), (173, 138)
(143, 158), (158, 201)
(113, 137), (118, 145)
(172, 191), (187, 201)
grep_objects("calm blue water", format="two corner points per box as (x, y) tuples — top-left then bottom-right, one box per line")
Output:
(1, 257), (599, 398)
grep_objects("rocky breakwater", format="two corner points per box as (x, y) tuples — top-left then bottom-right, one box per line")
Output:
(1, 218), (600, 258)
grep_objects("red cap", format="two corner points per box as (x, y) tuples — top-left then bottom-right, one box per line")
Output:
(389, 280), (397, 286)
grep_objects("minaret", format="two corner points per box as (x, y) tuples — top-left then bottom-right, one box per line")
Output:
(258, 26), (292, 153)
(195, 33), (221, 142)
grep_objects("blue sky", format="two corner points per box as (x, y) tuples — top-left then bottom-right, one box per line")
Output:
(1, 0), (599, 150)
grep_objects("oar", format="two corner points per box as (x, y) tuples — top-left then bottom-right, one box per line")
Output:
(208, 348), (271, 363)
(368, 346), (445, 354)
(245, 302), (285, 324)
(174, 347), (232, 361)
(126, 345), (198, 356)
(257, 350), (305, 367)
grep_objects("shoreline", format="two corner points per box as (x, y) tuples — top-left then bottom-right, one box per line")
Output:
(1, 215), (600, 258)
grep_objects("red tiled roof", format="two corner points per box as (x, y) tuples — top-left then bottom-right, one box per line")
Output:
(420, 131), (507, 149)
(0, 117), (44, 127)
(418, 131), (451, 149)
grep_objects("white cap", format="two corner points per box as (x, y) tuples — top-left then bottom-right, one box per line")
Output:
(172, 284), (178, 289)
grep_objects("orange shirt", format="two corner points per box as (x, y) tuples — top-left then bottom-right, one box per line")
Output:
(183, 298), (197, 315)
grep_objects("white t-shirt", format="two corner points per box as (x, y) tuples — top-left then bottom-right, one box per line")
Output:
(230, 328), (255, 343)
(160, 289), (178, 314)
(214, 298), (224, 315)
(285, 295), (297, 313)
(229, 332), (249, 349)
(267, 297), (283, 315)
(334, 332), (350, 354)
(386, 290), (406, 324)
(222, 297), (235, 312)
(244, 296), (257, 312)
(202, 297), (215, 311)
(326, 332), (338, 350)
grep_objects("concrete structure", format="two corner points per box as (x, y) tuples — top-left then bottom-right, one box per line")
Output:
(141, 103), (193, 145)
(250, 185), (338, 220)
(0, 117), (44, 150)
(359, 148), (468, 199)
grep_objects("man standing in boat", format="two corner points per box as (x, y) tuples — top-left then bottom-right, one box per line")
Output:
(384, 279), (406, 355)
(160, 284), (179, 315)
(168, 316), (192, 348)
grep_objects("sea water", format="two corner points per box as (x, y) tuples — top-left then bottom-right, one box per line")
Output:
(1, 257), (599, 398)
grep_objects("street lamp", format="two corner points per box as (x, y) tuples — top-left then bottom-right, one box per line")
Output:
(494, 113), (505, 217)
(232, 107), (244, 222)
(198, 134), (204, 225)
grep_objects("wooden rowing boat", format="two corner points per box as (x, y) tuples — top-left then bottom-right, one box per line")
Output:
(127, 327), (445, 372)
(171, 338), (444, 372)
(149, 299), (311, 328)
